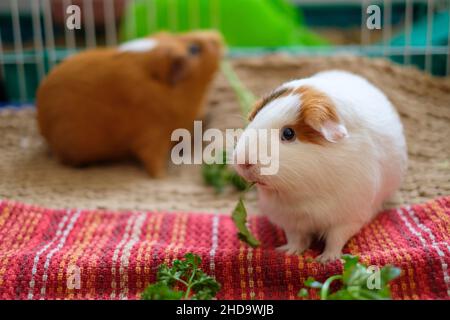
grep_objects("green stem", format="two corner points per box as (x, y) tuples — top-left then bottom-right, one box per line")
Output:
(176, 278), (189, 288)
(320, 275), (342, 300)
(183, 268), (198, 299)
(184, 285), (192, 300)
(220, 60), (256, 120)
(243, 182), (256, 193)
(356, 289), (386, 300)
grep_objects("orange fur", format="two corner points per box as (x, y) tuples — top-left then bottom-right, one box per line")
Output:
(36, 31), (223, 177)
(294, 86), (339, 145)
(247, 85), (339, 145)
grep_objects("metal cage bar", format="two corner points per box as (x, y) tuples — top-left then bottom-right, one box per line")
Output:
(104, 0), (117, 46)
(383, 0), (392, 57)
(42, 0), (56, 69)
(361, 0), (370, 46)
(10, 0), (27, 101)
(31, 0), (45, 82)
(404, 0), (413, 65)
(0, 0), (449, 103)
(83, 0), (96, 48)
(63, 0), (77, 53)
(425, 0), (435, 73)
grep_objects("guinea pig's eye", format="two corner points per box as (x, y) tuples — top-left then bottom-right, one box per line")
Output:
(281, 127), (296, 142)
(188, 43), (202, 56)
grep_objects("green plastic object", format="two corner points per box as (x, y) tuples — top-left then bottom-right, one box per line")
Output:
(120, 0), (328, 47)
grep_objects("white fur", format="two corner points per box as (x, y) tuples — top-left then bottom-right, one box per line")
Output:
(247, 94), (301, 131)
(118, 38), (158, 52)
(234, 70), (408, 262)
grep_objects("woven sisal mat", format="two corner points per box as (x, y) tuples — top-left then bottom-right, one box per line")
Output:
(0, 196), (449, 299)
(0, 55), (449, 212)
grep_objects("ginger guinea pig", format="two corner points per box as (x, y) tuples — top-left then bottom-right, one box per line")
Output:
(37, 31), (223, 177)
(233, 70), (407, 262)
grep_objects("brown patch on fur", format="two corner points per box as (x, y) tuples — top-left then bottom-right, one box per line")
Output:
(293, 86), (339, 144)
(248, 87), (293, 121)
(248, 84), (339, 145)
(36, 31), (223, 177)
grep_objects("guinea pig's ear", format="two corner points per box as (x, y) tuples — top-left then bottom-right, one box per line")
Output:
(151, 52), (189, 86)
(167, 55), (189, 85)
(298, 86), (348, 143)
(314, 120), (348, 143)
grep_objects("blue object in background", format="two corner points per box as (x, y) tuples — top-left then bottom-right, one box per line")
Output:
(387, 11), (449, 76)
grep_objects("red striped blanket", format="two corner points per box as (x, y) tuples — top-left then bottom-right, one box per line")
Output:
(0, 196), (449, 300)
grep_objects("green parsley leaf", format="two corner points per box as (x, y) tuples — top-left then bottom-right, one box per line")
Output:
(141, 253), (221, 300)
(140, 283), (184, 300)
(297, 288), (309, 298)
(299, 255), (401, 300)
(232, 197), (260, 248)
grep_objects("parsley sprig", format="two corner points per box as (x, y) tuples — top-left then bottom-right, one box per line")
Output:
(141, 253), (220, 300)
(298, 255), (401, 300)
(141, 253), (400, 300)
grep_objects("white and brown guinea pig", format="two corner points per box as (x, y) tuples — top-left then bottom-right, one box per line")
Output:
(233, 70), (407, 262)
(37, 31), (223, 177)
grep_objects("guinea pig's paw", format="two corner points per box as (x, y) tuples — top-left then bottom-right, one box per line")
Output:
(315, 251), (342, 264)
(276, 243), (307, 256)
